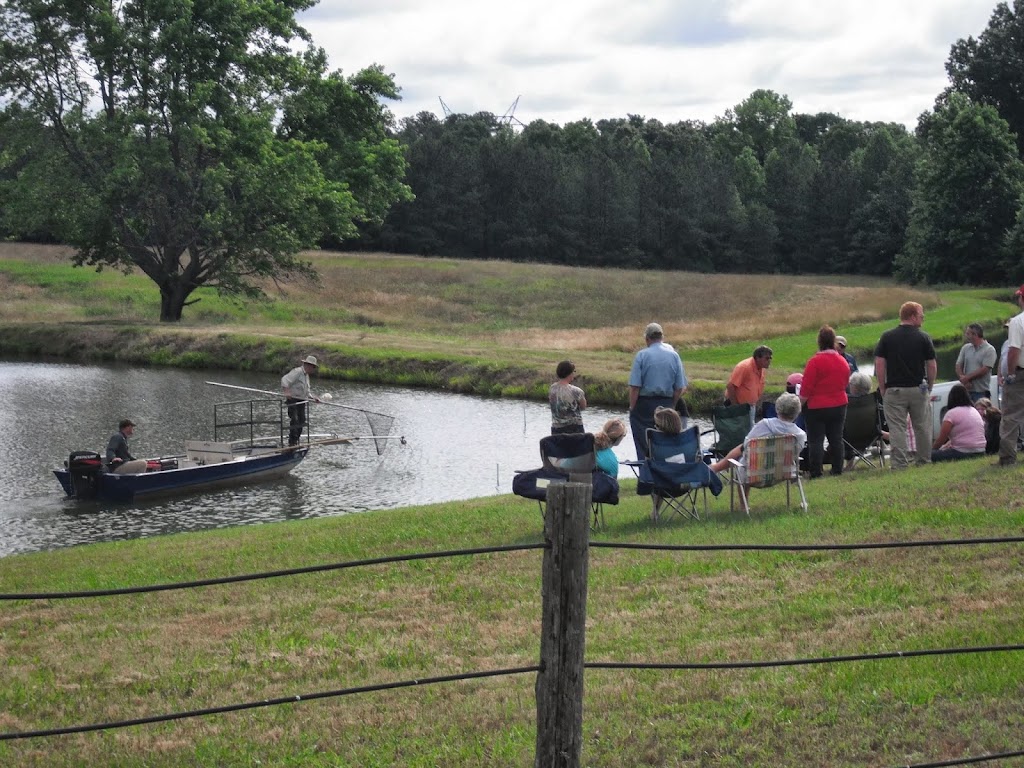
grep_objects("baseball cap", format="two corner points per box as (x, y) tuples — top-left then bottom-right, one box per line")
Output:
(786, 373), (803, 387)
(835, 335), (847, 347)
(644, 322), (663, 338)
(1015, 284), (1024, 298)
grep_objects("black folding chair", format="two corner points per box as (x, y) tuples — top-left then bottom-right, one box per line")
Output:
(512, 433), (619, 530)
(843, 392), (887, 469)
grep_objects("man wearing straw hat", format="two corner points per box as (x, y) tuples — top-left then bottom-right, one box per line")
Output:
(281, 355), (321, 446)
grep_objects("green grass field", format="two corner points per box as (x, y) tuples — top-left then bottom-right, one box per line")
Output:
(0, 243), (1022, 766)
(1, 459), (1022, 767)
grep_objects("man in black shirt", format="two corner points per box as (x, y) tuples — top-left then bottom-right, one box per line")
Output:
(874, 302), (937, 469)
(106, 419), (148, 474)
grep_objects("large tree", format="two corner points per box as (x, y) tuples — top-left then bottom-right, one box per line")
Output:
(945, 0), (1024, 155)
(0, 0), (408, 321)
(897, 92), (1024, 284)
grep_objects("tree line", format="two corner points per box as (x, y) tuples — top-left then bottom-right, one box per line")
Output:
(2, 0), (1024, 323)
(362, 0), (1024, 286)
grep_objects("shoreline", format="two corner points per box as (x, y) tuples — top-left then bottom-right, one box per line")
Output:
(0, 322), (730, 413)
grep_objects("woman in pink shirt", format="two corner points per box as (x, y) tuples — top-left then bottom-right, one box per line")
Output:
(801, 326), (851, 478)
(932, 384), (986, 461)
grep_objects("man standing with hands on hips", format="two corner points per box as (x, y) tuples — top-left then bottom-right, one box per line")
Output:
(998, 286), (1024, 466)
(873, 302), (937, 469)
(628, 322), (687, 461)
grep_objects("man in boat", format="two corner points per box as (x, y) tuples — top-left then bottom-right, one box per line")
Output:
(106, 419), (148, 474)
(281, 355), (322, 446)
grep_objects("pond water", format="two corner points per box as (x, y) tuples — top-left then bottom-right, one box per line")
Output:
(0, 361), (710, 558)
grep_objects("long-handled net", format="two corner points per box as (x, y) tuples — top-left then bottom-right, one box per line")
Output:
(205, 381), (400, 454)
(362, 410), (396, 456)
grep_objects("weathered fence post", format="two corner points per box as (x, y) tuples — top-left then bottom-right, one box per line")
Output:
(535, 481), (591, 768)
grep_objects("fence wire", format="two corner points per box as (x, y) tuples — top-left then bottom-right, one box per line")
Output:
(1, 534), (1021, 766)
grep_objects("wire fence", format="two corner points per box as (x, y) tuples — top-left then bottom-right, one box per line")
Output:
(1, 533), (1021, 767)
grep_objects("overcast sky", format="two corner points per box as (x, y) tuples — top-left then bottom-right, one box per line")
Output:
(297, 0), (999, 129)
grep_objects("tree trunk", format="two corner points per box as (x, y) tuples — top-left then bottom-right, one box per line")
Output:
(159, 283), (188, 322)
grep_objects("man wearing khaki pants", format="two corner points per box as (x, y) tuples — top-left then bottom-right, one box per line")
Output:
(873, 302), (937, 469)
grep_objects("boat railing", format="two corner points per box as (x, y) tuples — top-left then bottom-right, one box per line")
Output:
(213, 398), (291, 448)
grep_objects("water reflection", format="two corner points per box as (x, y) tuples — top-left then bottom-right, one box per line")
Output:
(0, 361), (710, 557)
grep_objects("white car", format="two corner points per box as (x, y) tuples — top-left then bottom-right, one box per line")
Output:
(928, 374), (1000, 437)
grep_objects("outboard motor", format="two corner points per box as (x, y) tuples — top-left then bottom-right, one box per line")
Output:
(66, 451), (103, 500)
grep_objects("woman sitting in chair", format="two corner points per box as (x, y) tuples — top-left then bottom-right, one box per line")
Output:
(932, 383), (986, 462)
(593, 419), (627, 477)
(653, 406), (682, 435)
(709, 392), (806, 480)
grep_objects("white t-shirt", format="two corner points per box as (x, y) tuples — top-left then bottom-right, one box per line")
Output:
(744, 417), (807, 457)
(1008, 310), (1024, 367)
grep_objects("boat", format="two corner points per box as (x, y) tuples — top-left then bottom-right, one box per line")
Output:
(53, 396), (345, 503)
(54, 440), (310, 503)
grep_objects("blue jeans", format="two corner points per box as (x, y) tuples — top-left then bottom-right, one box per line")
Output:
(931, 448), (983, 462)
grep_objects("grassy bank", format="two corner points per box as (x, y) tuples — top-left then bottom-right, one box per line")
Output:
(0, 243), (1014, 411)
(1, 459), (1022, 767)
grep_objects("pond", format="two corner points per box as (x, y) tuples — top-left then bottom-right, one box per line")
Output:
(0, 361), (710, 558)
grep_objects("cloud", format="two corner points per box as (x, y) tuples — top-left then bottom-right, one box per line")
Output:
(300, 0), (1000, 128)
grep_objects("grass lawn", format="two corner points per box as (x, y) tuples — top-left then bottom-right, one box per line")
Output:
(0, 242), (1021, 765)
(1, 457), (1022, 767)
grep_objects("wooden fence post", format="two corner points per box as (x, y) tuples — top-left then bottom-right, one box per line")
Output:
(535, 481), (591, 768)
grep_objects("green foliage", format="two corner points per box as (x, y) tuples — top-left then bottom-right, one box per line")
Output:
(897, 93), (1024, 284)
(381, 93), (923, 279)
(946, 0), (1024, 155)
(0, 0), (408, 322)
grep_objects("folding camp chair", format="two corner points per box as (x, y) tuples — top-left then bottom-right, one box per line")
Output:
(724, 433), (807, 516)
(512, 433), (619, 530)
(842, 392), (886, 470)
(703, 403), (754, 460)
(635, 426), (722, 523)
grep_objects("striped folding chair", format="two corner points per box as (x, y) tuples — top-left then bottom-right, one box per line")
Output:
(725, 434), (807, 515)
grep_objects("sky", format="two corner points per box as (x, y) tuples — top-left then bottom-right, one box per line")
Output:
(296, 0), (1001, 130)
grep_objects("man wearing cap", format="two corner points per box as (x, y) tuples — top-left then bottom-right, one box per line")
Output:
(726, 345), (773, 408)
(106, 419), (147, 474)
(629, 323), (687, 460)
(281, 355), (321, 446)
(835, 336), (858, 374)
(955, 323), (997, 403)
(998, 287), (1024, 466)
(873, 301), (937, 469)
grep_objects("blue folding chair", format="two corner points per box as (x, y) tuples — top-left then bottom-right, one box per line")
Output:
(636, 426), (722, 522)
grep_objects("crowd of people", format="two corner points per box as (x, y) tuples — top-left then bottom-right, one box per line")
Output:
(545, 286), (1024, 495)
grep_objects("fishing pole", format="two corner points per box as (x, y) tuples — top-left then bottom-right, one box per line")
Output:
(204, 381), (394, 419)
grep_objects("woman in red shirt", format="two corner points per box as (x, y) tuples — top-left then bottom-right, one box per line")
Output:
(801, 326), (851, 478)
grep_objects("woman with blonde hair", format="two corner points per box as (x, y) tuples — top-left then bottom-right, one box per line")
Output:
(593, 418), (627, 477)
(653, 406), (682, 435)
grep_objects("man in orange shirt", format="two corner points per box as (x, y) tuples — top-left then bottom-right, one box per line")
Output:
(726, 345), (773, 406)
